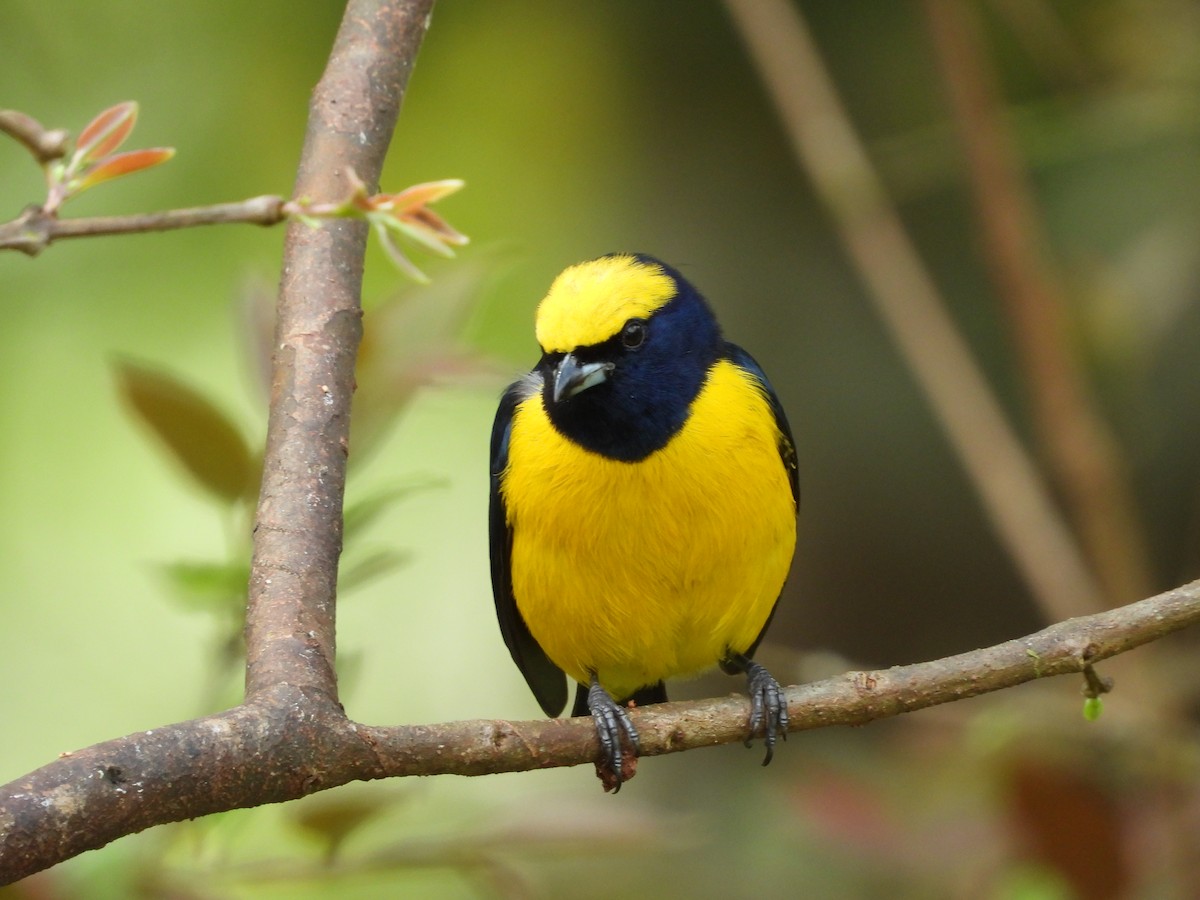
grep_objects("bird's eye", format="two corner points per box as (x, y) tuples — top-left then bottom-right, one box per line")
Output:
(620, 319), (647, 350)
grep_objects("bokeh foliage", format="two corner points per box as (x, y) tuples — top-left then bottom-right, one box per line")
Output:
(3, 1), (1200, 896)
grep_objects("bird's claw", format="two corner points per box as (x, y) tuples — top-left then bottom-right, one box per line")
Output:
(744, 659), (788, 765)
(587, 677), (639, 792)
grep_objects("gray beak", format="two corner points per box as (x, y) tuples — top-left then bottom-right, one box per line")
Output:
(552, 352), (613, 403)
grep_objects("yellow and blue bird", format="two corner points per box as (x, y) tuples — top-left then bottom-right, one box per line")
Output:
(489, 253), (798, 788)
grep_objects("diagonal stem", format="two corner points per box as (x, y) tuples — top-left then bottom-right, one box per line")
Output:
(921, 0), (1153, 607)
(723, 0), (1105, 622)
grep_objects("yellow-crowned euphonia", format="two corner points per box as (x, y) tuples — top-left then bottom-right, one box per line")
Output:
(489, 253), (798, 788)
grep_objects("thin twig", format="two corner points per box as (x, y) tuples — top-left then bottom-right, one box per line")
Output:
(0, 110), (68, 164)
(0, 197), (288, 256)
(723, 0), (1105, 622)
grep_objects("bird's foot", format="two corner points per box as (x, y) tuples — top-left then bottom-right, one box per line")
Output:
(587, 676), (640, 792)
(744, 659), (788, 765)
(722, 653), (788, 765)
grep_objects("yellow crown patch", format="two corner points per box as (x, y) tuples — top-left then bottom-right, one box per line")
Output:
(535, 255), (677, 353)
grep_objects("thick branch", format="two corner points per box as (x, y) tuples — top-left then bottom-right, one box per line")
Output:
(0, 0), (433, 883)
(2, 579), (1197, 883)
(244, 0), (431, 702)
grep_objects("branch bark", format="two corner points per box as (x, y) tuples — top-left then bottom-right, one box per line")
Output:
(0, 198), (288, 256)
(0, 109), (68, 164)
(2, 578), (1198, 884)
(0, 0), (434, 883)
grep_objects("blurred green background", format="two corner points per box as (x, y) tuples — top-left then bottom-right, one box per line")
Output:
(3, 1), (1200, 897)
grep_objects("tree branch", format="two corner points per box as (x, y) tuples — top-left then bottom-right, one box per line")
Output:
(0, 109), (69, 164)
(0, 198), (288, 256)
(1, 0), (434, 882)
(2, 578), (1197, 883)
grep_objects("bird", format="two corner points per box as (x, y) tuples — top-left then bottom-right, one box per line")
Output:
(489, 253), (798, 790)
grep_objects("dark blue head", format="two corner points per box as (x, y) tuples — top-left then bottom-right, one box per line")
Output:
(533, 254), (723, 461)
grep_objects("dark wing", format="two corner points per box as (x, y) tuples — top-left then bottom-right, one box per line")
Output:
(489, 376), (569, 717)
(725, 343), (799, 510)
(724, 342), (799, 659)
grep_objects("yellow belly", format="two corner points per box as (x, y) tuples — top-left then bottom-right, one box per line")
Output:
(502, 359), (796, 701)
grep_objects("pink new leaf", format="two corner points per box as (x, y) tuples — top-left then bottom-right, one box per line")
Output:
(74, 102), (138, 167)
(72, 147), (175, 193)
(374, 178), (464, 213)
(283, 175), (467, 281)
(367, 179), (467, 279)
(406, 205), (468, 247)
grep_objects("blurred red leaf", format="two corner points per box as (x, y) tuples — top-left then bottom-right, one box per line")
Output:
(1006, 756), (1128, 899)
(114, 360), (258, 504)
(792, 768), (906, 859)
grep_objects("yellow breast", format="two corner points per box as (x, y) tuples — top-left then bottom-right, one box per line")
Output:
(501, 359), (796, 700)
